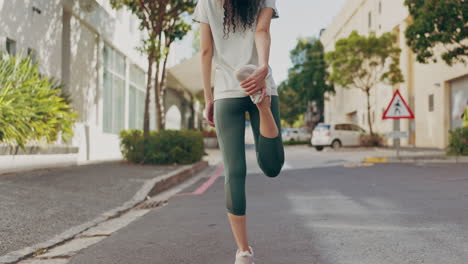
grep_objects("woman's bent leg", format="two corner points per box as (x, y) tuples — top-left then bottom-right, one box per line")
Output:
(249, 96), (284, 177)
(214, 98), (250, 252)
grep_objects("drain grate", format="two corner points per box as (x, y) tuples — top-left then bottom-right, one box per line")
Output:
(136, 200), (168, 210)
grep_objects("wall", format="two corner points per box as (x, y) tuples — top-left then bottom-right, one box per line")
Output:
(0, 0), (63, 78)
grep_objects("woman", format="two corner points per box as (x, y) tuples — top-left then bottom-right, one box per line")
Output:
(193, 0), (284, 263)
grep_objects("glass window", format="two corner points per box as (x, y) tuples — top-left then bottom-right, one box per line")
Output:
(103, 44), (126, 134)
(368, 12), (372, 28)
(6, 38), (16, 56)
(428, 94), (434, 112)
(128, 64), (146, 129)
(27, 48), (37, 64)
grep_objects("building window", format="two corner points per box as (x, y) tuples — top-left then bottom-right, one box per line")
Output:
(128, 64), (146, 129)
(27, 48), (37, 64)
(368, 12), (372, 29)
(428, 94), (434, 112)
(6, 38), (16, 56)
(103, 44), (126, 134)
(379, 1), (382, 14)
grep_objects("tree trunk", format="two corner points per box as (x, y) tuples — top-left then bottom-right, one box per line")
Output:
(143, 54), (154, 139)
(366, 89), (374, 135)
(159, 48), (170, 130)
(154, 35), (162, 130)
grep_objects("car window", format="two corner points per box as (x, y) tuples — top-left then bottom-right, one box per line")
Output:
(335, 124), (344, 130)
(314, 124), (330, 132)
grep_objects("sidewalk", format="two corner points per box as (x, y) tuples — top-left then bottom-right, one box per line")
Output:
(0, 161), (208, 263)
(363, 147), (468, 163)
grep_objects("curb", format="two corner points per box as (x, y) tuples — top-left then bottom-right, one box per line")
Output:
(0, 161), (209, 264)
(364, 156), (468, 164)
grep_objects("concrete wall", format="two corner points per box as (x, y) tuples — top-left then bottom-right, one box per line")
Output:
(0, 0), (63, 78)
(321, 0), (468, 149)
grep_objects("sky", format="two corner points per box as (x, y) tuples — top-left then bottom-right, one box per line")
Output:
(173, 0), (346, 84)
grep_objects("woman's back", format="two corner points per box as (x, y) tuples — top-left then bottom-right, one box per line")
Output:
(193, 0), (279, 100)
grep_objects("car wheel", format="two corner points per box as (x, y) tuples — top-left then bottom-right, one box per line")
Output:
(332, 140), (342, 150)
(315, 146), (324, 151)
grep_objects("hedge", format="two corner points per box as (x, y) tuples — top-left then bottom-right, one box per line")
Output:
(119, 129), (204, 165)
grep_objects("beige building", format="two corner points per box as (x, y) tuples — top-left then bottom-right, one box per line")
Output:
(321, 0), (468, 149)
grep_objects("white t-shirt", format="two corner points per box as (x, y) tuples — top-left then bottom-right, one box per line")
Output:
(193, 0), (279, 101)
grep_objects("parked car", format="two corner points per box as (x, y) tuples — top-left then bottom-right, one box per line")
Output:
(311, 123), (366, 151)
(282, 128), (311, 142)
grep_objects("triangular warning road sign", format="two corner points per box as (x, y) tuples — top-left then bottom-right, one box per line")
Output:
(383, 90), (415, 119)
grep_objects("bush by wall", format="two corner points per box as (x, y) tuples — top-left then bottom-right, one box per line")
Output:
(119, 129), (204, 165)
(359, 133), (385, 147)
(0, 53), (78, 148)
(447, 127), (468, 156)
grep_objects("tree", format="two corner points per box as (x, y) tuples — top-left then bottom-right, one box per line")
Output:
(110, 0), (195, 134)
(282, 38), (334, 127)
(156, 8), (193, 130)
(325, 31), (404, 135)
(405, 0), (468, 66)
(110, 0), (162, 139)
(278, 81), (303, 127)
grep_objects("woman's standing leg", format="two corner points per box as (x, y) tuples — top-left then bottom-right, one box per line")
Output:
(249, 96), (284, 177)
(214, 98), (251, 253)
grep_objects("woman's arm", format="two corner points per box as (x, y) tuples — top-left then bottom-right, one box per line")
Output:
(200, 23), (215, 126)
(241, 7), (274, 95)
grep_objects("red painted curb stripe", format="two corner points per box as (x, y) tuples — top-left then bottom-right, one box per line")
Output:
(176, 164), (224, 196)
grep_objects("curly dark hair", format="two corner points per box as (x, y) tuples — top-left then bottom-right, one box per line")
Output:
(223, 0), (262, 38)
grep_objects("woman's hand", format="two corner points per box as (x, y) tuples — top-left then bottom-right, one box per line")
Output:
(204, 101), (215, 127)
(240, 65), (268, 96)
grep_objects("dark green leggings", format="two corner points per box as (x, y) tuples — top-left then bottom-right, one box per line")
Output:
(214, 96), (284, 216)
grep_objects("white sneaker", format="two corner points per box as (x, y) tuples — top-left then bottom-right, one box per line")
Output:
(235, 65), (272, 104)
(235, 247), (255, 264)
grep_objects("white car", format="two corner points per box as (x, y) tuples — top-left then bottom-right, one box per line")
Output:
(311, 123), (366, 151)
(282, 128), (311, 142)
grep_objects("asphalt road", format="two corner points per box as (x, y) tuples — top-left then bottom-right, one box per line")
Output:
(68, 148), (468, 264)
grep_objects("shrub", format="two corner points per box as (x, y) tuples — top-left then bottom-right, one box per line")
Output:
(119, 129), (204, 165)
(0, 53), (78, 148)
(447, 127), (468, 156)
(359, 133), (385, 147)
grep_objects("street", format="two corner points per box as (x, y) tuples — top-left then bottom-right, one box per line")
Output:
(62, 146), (468, 264)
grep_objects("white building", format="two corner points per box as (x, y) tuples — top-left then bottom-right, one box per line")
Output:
(321, 0), (468, 149)
(0, 0), (200, 173)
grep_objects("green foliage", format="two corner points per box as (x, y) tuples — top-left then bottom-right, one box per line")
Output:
(278, 82), (304, 126)
(279, 38), (334, 126)
(447, 127), (468, 156)
(119, 129), (204, 165)
(405, 0), (468, 66)
(0, 54), (78, 148)
(325, 31), (404, 135)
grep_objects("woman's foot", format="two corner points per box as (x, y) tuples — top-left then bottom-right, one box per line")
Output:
(256, 96), (279, 138)
(235, 246), (255, 264)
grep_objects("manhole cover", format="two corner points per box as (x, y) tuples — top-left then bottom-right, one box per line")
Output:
(136, 200), (168, 210)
